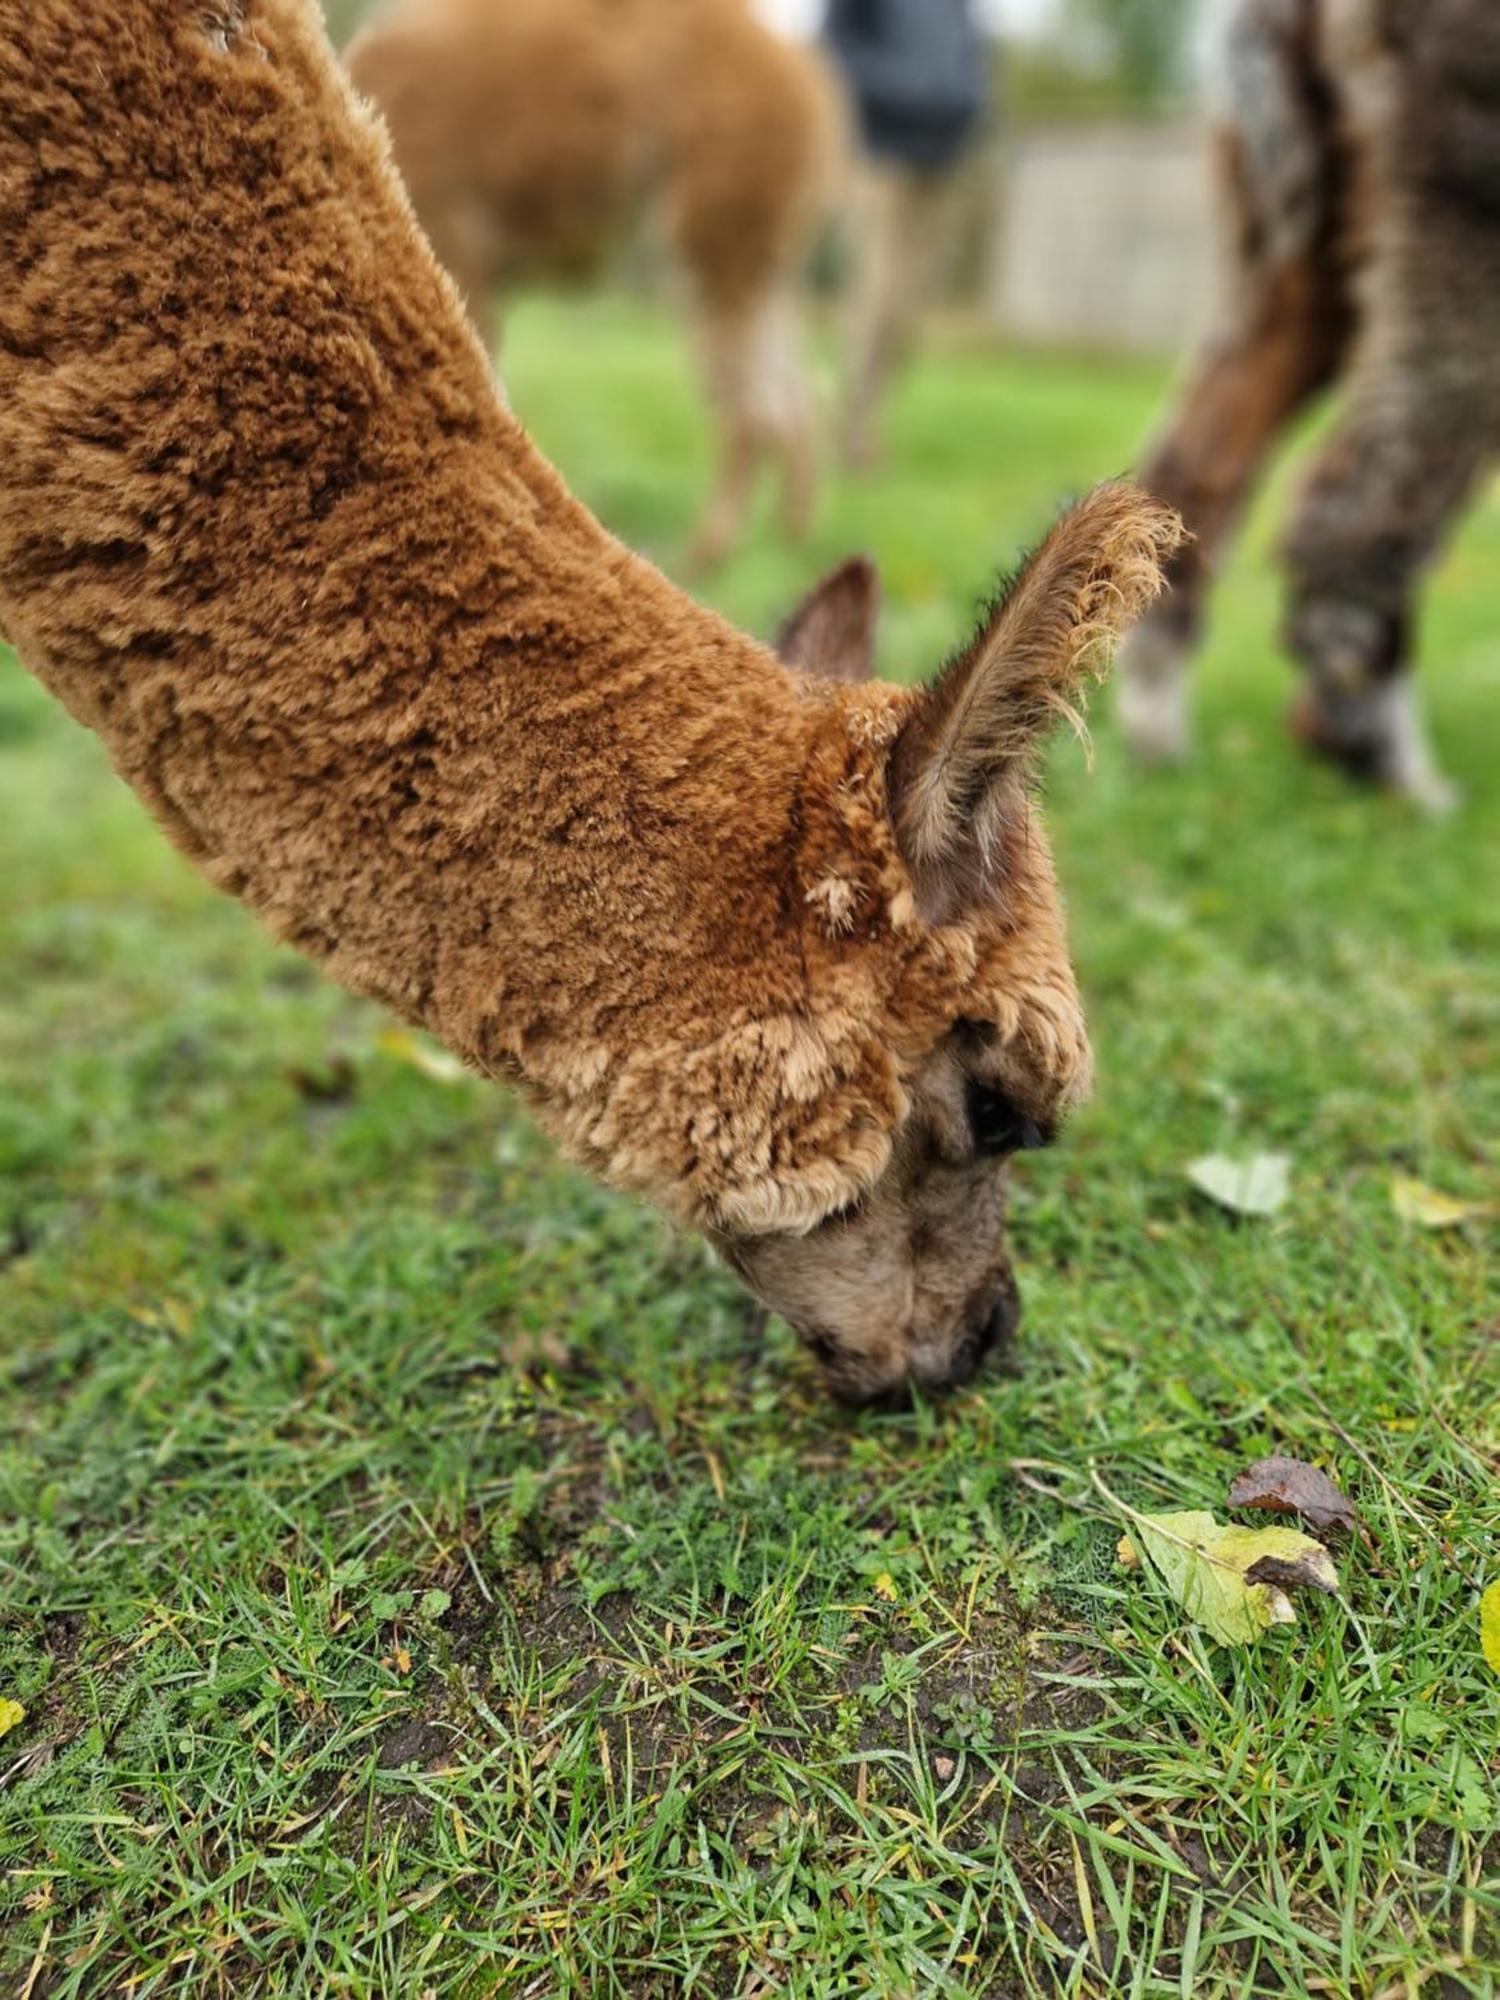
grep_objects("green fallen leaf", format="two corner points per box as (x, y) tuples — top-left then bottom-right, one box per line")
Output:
(1117, 1509), (1337, 1647)
(1391, 1175), (1492, 1230)
(1187, 1153), (1290, 1218)
(0, 1697), (24, 1740)
(1481, 1581), (1500, 1676)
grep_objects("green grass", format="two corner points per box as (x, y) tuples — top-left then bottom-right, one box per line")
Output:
(2, 298), (1497, 1998)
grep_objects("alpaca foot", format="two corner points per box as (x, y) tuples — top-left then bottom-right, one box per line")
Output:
(1290, 678), (1460, 813)
(1116, 620), (1191, 763)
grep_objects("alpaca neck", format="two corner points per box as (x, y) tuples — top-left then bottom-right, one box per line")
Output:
(0, 0), (818, 1090)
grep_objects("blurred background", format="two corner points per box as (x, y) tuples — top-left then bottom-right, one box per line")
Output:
(325, 0), (1225, 355)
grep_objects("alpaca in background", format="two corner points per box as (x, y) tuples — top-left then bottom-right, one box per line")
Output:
(1116, 0), (1500, 808)
(346, 0), (844, 567)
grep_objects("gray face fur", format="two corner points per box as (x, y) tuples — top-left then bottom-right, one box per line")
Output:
(716, 1028), (1058, 1403)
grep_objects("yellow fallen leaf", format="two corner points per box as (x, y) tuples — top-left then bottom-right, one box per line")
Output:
(1481, 1581), (1500, 1676)
(376, 1030), (467, 1085)
(1391, 1176), (1492, 1230)
(1116, 1509), (1337, 1648)
(873, 1573), (899, 1603)
(0, 1698), (25, 1739)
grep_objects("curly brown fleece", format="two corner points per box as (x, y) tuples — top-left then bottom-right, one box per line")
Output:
(0, 0), (1174, 1247)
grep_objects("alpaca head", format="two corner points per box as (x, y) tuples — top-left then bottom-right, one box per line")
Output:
(706, 485), (1183, 1403)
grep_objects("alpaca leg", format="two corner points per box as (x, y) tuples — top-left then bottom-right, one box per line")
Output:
(839, 163), (903, 475)
(1283, 362), (1486, 811)
(688, 299), (764, 570)
(689, 289), (816, 568)
(758, 288), (819, 545)
(1116, 253), (1348, 762)
(1276, 4), (1500, 812)
(1119, 0), (1355, 763)
(839, 164), (950, 473)
(691, 423), (758, 573)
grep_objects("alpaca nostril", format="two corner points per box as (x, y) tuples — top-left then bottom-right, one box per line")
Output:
(975, 1283), (1021, 1359)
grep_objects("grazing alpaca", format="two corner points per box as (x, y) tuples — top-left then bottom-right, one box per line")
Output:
(0, 0), (1178, 1403)
(344, 0), (843, 569)
(1117, 0), (1500, 808)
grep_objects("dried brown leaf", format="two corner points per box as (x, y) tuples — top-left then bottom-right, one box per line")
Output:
(1243, 1549), (1339, 1595)
(1227, 1454), (1368, 1544)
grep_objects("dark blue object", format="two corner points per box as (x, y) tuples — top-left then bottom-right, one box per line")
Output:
(825, 0), (988, 172)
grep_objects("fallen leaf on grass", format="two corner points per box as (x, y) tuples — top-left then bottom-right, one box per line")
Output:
(1481, 1581), (1500, 1676)
(1187, 1153), (1290, 1218)
(1228, 1454), (1366, 1542)
(376, 1029), (467, 1085)
(0, 1698), (24, 1739)
(1390, 1176), (1492, 1230)
(1117, 1509), (1337, 1647)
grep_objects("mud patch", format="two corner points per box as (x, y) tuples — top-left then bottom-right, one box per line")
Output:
(377, 1717), (454, 1771)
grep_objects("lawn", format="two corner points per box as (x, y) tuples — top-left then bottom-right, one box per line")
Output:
(2, 299), (1497, 1999)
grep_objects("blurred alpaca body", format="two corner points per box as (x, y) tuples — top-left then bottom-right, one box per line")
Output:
(1117, 0), (1500, 807)
(346, 0), (843, 566)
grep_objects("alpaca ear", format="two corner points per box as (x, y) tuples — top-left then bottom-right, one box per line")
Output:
(888, 483), (1184, 923)
(775, 556), (880, 683)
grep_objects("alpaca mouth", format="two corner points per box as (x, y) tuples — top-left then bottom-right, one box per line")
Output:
(913, 1277), (1022, 1393)
(977, 1278), (1022, 1357)
(814, 1278), (1023, 1406)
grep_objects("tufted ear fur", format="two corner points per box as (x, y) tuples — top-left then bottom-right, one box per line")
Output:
(888, 482), (1184, 923)
(775, 555), (880, 683)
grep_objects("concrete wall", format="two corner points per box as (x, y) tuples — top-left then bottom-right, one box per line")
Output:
(989, 124), (1217, 355)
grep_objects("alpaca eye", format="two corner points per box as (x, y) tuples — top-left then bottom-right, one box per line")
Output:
(967, 1081), (1050, 1157)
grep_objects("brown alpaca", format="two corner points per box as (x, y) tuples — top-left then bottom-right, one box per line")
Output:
(0, 0), (1179, 1403)
(1117, 0), (1500, 808)
(343, 0), (843, 569)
